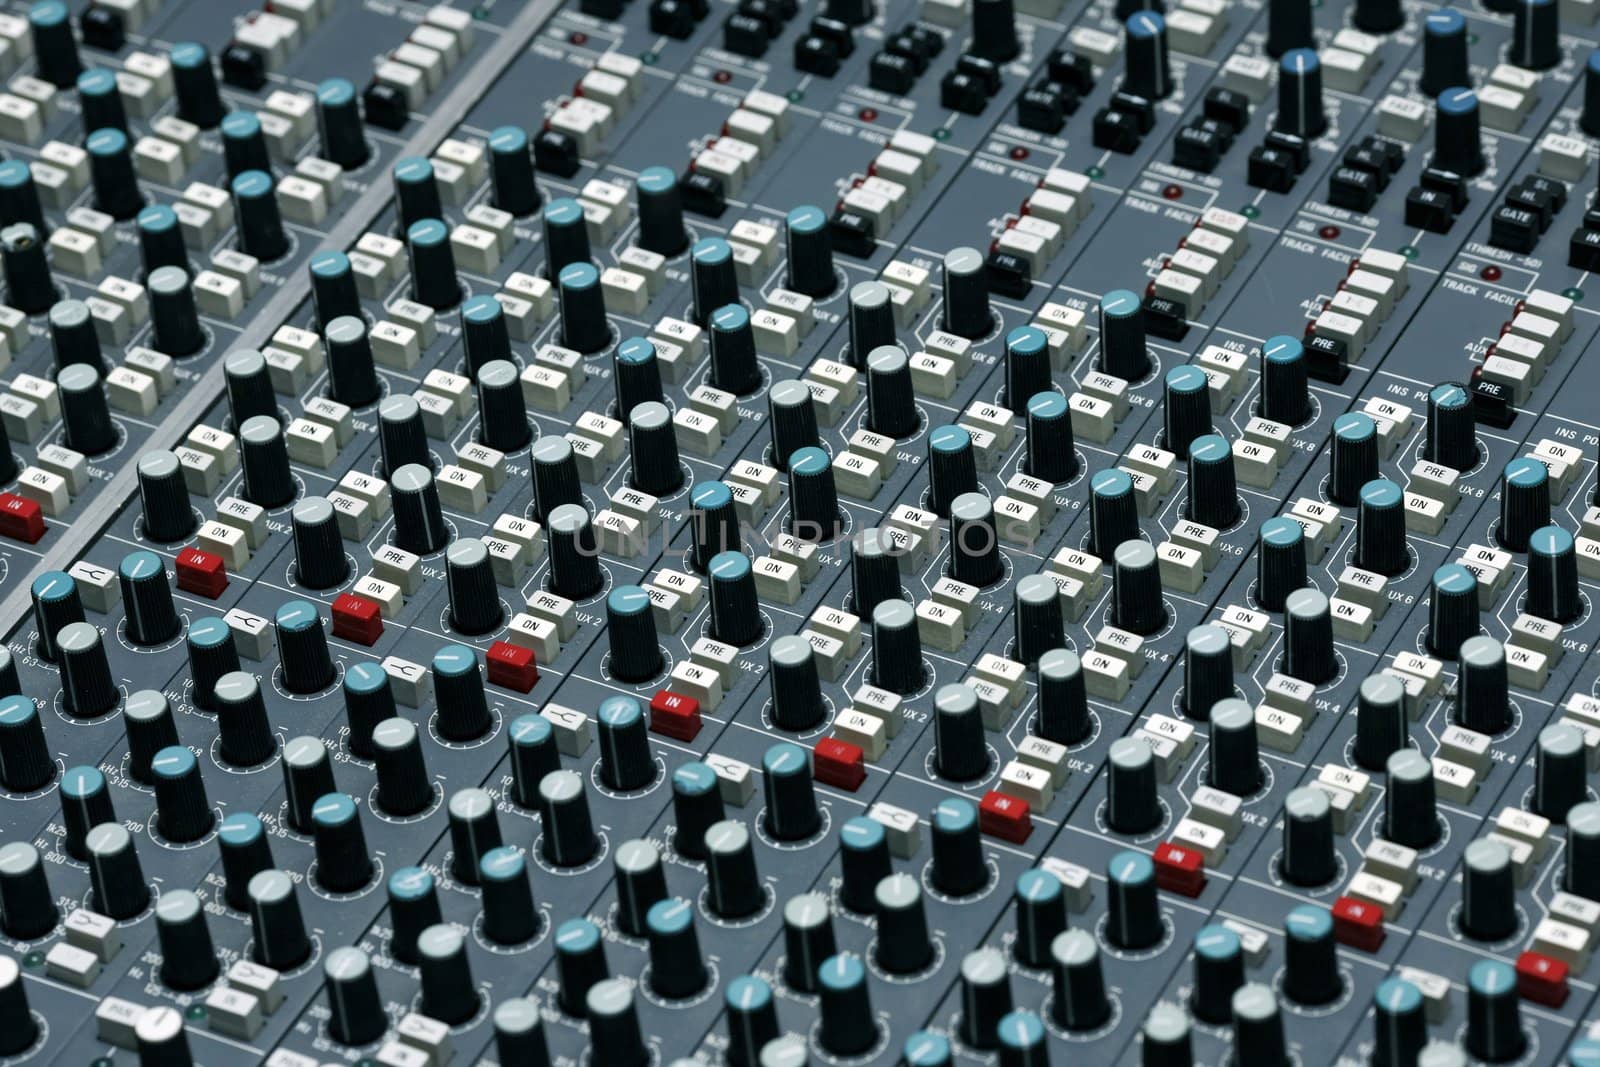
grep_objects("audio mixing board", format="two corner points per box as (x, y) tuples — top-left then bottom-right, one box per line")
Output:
(0, 0), (1598, 1064)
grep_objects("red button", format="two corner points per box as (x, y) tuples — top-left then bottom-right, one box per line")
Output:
(813, 738), (866, 791)
(175, 547), (227, 598)
(979, 790), (1033, 843)
(649, 689), (701, 741)
(1516, 950), (1569, 1007)
(1331, 895), (1386, 951)
(1152, 842), (1206, 897)
(486, 641), (538, 693)
(330, 593), (383, 645)
(0, 493), (43, 543)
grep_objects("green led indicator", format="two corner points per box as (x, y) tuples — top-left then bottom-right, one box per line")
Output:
(1400, 246), (1419, 259)
(1086, 165), (1104, 179)
(1240, 204), (1260, 219)
(787, 89), (804, 102)
(1565, 286), (1585, 301)
(642, 51), (658, 65)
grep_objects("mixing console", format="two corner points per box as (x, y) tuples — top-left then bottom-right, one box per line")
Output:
(0, 0), (1598, 1064)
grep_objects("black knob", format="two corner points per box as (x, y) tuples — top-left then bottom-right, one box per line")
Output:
(0, 650), (16, 700)
(224, 349), (276, 426)
(1423, 381), (1476, 470)
(606, 585), (662, 682)
(1499, 456), (1551, 552)
(1426, 562), (1479, 658)
(1354, 672), (1407, 772)
(1275, 49), (1327, 138)
(709, 303), (760, 395)
(1434, 88), (1485, 177)
(149, 266), (204, 357)
(1373, 978), (1428, 1067)
(155, 889), (216, 992)
(443, 541), (501, 636)
(0, 842), (57, 938)
(928, 424), (978, 518)
(232, 170), (288, 261)
(508, 713), (560, 808)
(1141, 1002), (1194, 1067)
(325, 315), (380, 407)
(0, 695), (50, 795)
(408, 218), (461, 311)
(935, 683), (989, 781)
(311, 793), (372, 894)
(0, 160), (44, 236)
(323, 947), (386, 1045)
(1528, 525), (1581, 623)
(849, 280), (896, 366)
(59, 764), (112, 859)
(377, 396), (429, 476)
(671, 762), (725, 861)
(1567, 801), (1600, 899)
(851, 526), (904, 618)
(1417, 12), (1471, 97)
(1015, 573), (1064, 667)
(87, 822), (149, 920)
(1465, 960), (1525, 1063)
(217, 812), (274, 911)
(1585, 49), (1600, 135)
(220, 111), (271, 180)
(386, 866), (441, 964)
(0, 222), (52, 315)
(1355, 478), (1408, 576)
(789, 446), (841, 543)
(647, 897), (709, 997)
(769, 634), (824, 731)
(58, 621), (118, 719)
(1107, 736), (1159, 834)
(480, 846), (539, 944)
(1284, 588), (1336, 684)
(239, 415), (294, 508)
(1107, 849), (1162, 949)
(1509, 0), (1560, 70)
(1012, 869), (1068, 969)
(558, 261), (609, 353)
(1281, 786), (1336, 886)
(785, 204), (834, 296)
(340, 663), (392, 758)
(1123, 12), (1173, 99)
(1113, 540), (1164, 635)
(489, 125), (540, 217)
(1232, 984), (1288, 1066)
(28, 0), (78, 86)
(87, 128), (141, 220)
(134, 451), (193, 544)
(309, 250), (360, 332)
(932, 796), (986, 896)
(1256, 518), (1305, 614)
(49, 299), (104, 377)
(539, 768), (598, 867)
(636, 165), (687, 256)
(972, 0), (1020, 60)
(1187, 433), (1238, 528)
(1457, 634), (1510, 734)
(871, 598), (924, 694)
(950, 491), (1003, 587)
(31, 570), (83, 665)
(213, 671), (276, 766)
(314, 77), (369, 167)
(866, 345), (918, 438)
(1024, 392), (1076, 482)
(725, 975), (780, 1067)
(1330, 412), (1378, 506)
(530, 436), (581, 523)
(959, 947), (1014, 1049)
(1259, 334), (1308, 424)
(628, 400), (682, 496)
(1208, 698), (1259, 795)
(1089, 467), (1139, 556)
(373, 717), (433, 816)
(762, 741), (820, 841)
(1461, 837), (1516, 941)
(876, 872), (935, 973)
(467, 303), (516, 386)
(1384, 749), (1439, 849)
(170, 41), (223, 127)
(417, 924), (479, 1024)
(390, 462), (449, 555)
(614, 839), (668, 939)
(494, 997), (551, 1067)
(691, 480), (741, 570)
(1266, 0), (1312, 55)
(281, 736), (336, 835)
(554, 917), (609, 1013)
(614, 336), (664, 421)
(73, 80), (124, 145)
(783, 891), (837, 990)
(543, 197), (591, 275)
(942, 247), (991, 340)
(1099, 288), (1151, 380)
(770, 378), (821, 472)
(1534, 722), (1587, 823)
(291, 497), (347, 591)
(598, 695), (656, 791)
(1283, 904), (1340, 1005)
(588, 979), (649, 1066)
(840, 818), (892, 915)
(433, 645), (492, 742)
(691, 238), (739, 325)
(818, 954), (878, 1056)
(133, 1006), (192, 1067)
(1037, 648), (1091, 744)
(1355, 0), (1403, 32)
(392, 156), (442, 232)
(1191, 924), (1244, 1024)
(548, 503), (603, 600)
(709, 550), (762, 645)
(275, 600), (334, 694)
(706, 819), (765, 919)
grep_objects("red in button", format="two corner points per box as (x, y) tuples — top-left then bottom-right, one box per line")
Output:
(175, 547), (227, 598)
(1331, 895), (1386, 951)
(979, 790), (1032, 843)
(649, 689), (701, 741)
(331, 593), (383, 645)
(486, 641), (538, 693)
(0, 493), (43, 543)
(1516, 950), (1569, 1007)
(1153, 842), (1206, 897)
(813, 738), (866, 791)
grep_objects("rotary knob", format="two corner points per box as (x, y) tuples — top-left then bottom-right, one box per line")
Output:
(672, 762), (725, 861)
(543, 198), (591, 275)
(1435, 88), (1485, 177)
(690, 481), (741, 570)
(1163, 366), (1211, 460)
(636, 165), (687, 255)
(1123, 13), (1173, 100)
(840, 819), (892, 915)
(785, 204), (834, 296)
(848, 281), (896, 366)
(958, 947), (1015, 1050)
(232, 170), (288, 261)
(408, 218), (461, 311)
(1424, 381), (1477, 471)
(386, 867), (441, 965)
(1088, 467), (1139, 557)
(725, 975), (780, 1067)
(1373, 978), (1428, 1067)
(281, 736), (335, 835)
(50, 300), (104, 375)
(876, 872), (935, 974)
(1284, 588), (1336, 684)
(1112, 540), (1165, 635)
(548, 503), (603, 600)
(851, 527), (904, 618)
(598, 696), (656, 792)
(1256, 516), (1307, 612)
(1283, 904), (1340, 1005)
(1465, 960), (1525, 1063)
(1038, 648), (1091, 745)
(494, 997), (551, 1066)
(433, 646), (492, 743)
(708, 550), (762, 645)
(1534, 722), (1586, 823)
(1330, 412), (1379, 506)
(342, 664), (396, 761)
(218, 813), (273, 911)
(1499, 457), (1552, 552)
(1426, 563), (1479, 659)
(710, 304), (760, 395)
(929, 424), (978, 518)
(1567, 802), (1600, 900)
(292, 497), (347, 591)
(1355, 0), (1403, 32)
(417, 924), (479, 1024)
(932, 797), (987, 896)
(607, 585), (662, 682)
(588, 979), (649, 1065)
(1457, 634), (1510, 734)
(871, 598), (924, 694)
(224, 350), (276, 426)
(762, 742), (821, 841)
(553, 917), (608, 1014)
(1384, 749), (1439, 849)
(1208, 698), (1260, 796)
(151, 745), (214, 842)
(614, 839), (668, 939)
(58, 621), (119, 719)
(0, 696), (52, 795)
(310, 251), (360, 331)
(480, 846), (539, 944)
(950, 491), (1002, 587)
(783, 891), (838, 992)
(867, 345), (919, 438)
(941, 247), (991, 340)
(1421, 10), (1469, 97)
(646, 897), (709, 998)
(1528, 525), (1581, 623)
(0, 957), (36, 1056)
(629, 400), (683, 496)
(972, 0), (1020, 60)
(614, 336), (665, 421)
(0, 842), (57, 939)
(934, 683), (988, 782)
(87, 822), (149, 920)
(1191, 925), (1244, 1024)
(1098, 288), (1150, 381)
(818, 954), (878, 1056)
(1233, 984), (1288, 1065)
(1274, 49), (1327, 138)
(31, 569), (84, 665)
(507, 714), (559, 809)
(706, 819), (765, 919)
(538, 769), (598, 867)
(1261, 334), (1309, 424)
(59, 765), (112, 859)
(324, 947), (387, 1046)
(156, 889), (217, 991)
(1281, 786), (1336, 886)
(239, 415), (295, 508)
(372, 717), (434, 817)
(213, 671), (276, 767)
(446, 540), (502, 635)
(1014, 573), (1065, 667)
(788, 446), (841, 542)
(1355, 673), (1408, 772)
(1461, 837), (1515, 941)
(1355, 478), (1408, 577)
(325, 316), (380, 408)
(769, 634), (824, 731)
(1182, 624), (1233, 720)
(311, 793), (372, 894)
(489, 125), (539, 217)
(1107, 736), (1159, 834)
(1025, 392), (1076, 482)
(275, 600), (334, 694)
(392, 159), (441, 228)
(1187, 434), (1238, 529)
(1107, 849), (1162, 950)
(1508, 0), (1560, 70)
(1266, 0), (1313, 56)
(769, 378), (821, 472)
(691, 237), (739, 324)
